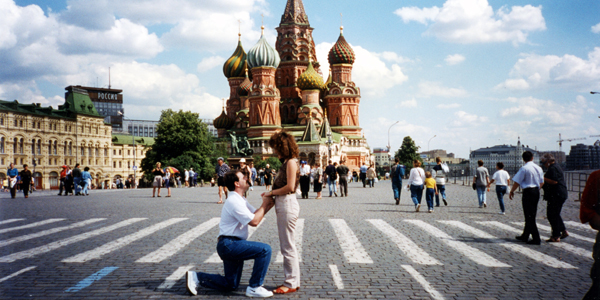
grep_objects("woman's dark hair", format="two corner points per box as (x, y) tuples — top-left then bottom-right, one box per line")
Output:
(224, 170), (241, 192)
(84, 167), (90, 171)
(395, 157), (400, 163)
(268, 131), (299, 160)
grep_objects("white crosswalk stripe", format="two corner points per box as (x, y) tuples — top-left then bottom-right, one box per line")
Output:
(63, 218), (187, 263)
(0, 266), (36, 283)
(137, 218), (220, 263)
(0, 218), (146, 263)
(477, 221), (593, 259)
(204, 218), (266, 263)
(510, 222), (595, 243)
(405, 219), (510, 267)
(275, 218), (304, 263)
(368, 219), (441, 265)
(565, 221), (596, 233)
(0, 218), (105, 248)
(0, 219), (25, 226)
(157, 265), (194, 290)
(0, 219), (65, 234)
(329, 219), (373, 264)
(440, 221), (575, 269)
(402, 265), (445, 300)
(329, 265), (344, 289)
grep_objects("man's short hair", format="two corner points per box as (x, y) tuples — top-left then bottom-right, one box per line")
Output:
(84, 167), (90, 171)
(436, 157), (441, 163)
(477, 160), (484, 166)
(75, 163), (80, 167)
(23, 164), (28, 168)
(522, 151), (534, 162)
(395, 157), (400, 163)
(224, 170), (241, 192)
(496, 162), (504, 169)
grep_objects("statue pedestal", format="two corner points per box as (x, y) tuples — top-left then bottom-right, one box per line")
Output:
(227, 157), (254, 170)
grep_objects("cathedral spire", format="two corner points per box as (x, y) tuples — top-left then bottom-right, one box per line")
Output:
(280, 0), (309, 26)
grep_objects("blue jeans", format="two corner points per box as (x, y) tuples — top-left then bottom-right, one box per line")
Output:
(81, 179), (91, 195)
(392, 179), (402, 199)
(410, 184), (424, 206)
(426, 188), (435, 210)
(495, 185), (507, 212)
(73, 177), (81, 194)
(328, 177), (337, 196)
(435, 185), (446, 206)
(197, 237), (272, 292)
(476, 186), (487, 207)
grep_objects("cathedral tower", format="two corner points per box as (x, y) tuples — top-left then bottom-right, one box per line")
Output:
(247, 26), (282, 138)
(222, 34), (248, 121)
(275, 0), (319, 124)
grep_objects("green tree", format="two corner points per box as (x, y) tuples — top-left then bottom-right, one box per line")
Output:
(141, 109), (217, 181)
(252, 155), (282, 171)
(394, 136), (422, 171)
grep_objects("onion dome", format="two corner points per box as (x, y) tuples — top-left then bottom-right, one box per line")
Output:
(247, 26), (281, 69)
(328, 26), (355, 65)
(213, 109), (234, 130)
(223, 35), (248, 78)
(238, 69), (252, 96)
(297, 61), (324, 90)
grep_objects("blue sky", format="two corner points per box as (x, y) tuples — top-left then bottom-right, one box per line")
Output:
(2, 0), (600, 158)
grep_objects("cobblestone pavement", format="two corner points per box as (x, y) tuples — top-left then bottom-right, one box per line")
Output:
(0, 179), (594, 299)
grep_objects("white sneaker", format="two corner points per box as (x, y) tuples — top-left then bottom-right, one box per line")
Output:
(416, 204), (421, 212)
(186, 271), (199, 295)
(428, 209), (433, 213)
(246, 286), (273, 298)
(483, 202), (487, 208)
(499, 211), (505, 215)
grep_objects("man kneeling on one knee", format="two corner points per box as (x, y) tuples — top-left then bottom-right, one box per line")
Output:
(187, 170), (275, 298)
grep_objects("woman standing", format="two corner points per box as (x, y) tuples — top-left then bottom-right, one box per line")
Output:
(366, 164), (376, 187)
(81, 167), (92, 196)
(164, 170), (172, 197)
(313, 163), (323, 199)
(407, 160), (426, 212)
(152, 162), (164, 197)
(541, 153), (569, 242)
(261, 131), (300, 294)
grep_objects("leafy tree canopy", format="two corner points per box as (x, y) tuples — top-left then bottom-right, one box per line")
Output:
(141, 109), (220, 181)
(253, 155), (282, 171)
(394, 136), (422, 171)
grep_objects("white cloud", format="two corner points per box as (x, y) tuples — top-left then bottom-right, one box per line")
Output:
(394, 0), (546, 45)
(500, 96), (595, 126)
(315, 42), (408, 97)
(0, 81), (64, 108)
(379, 51), (413, 64)
(496, 48), (600, 91)
(451, 110), (488, 127)
(445, 54), (465, 65)
(197, 56), (225, 73)
(418, 81), (468, 98)
(592, 23), (600, 34)
(436, 103), (460, 109)
(398, 99), (417, 108)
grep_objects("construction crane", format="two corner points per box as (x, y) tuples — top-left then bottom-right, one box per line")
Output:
(557, 133), (586, 154)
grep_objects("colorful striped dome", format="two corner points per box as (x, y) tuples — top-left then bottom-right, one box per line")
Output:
(213, 109), (234, 129)
(238, 70), (252, 96)
(297, 61), (324, 90)
(247, 27), (281, 69)
(328, 27), (355, 65)
(223, 39), (247, 78)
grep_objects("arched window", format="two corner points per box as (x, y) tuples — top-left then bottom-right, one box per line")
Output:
(19, 138), (24, 154)
(68, 142), (72, 155)
(37, 140), (41, 155)
(64, 141), (68, 155)
(282, 106), (289, 122)
(48, 140), (52, 155)
(32, 139), (36, 154)
(13, 138), (17, 153)
(0, 137), (4, 154)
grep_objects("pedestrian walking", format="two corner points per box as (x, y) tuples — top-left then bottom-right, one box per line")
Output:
(152, 162), (165, 197)
(313, 163), (323, 199)
(262, 131), (301, 294)
(215, 157), (230, 203)
(72, 163), (82, 195)
(366, 164), (376, 188)
(510, 151), (544, 245)
(264, 164), (273, 191)
(249, 162), (257, 191)
(391, 158), (405, 205)
(164, 170), (172, 197)
(541, 153), (569, 242)
(239, 158), (252, 197)
(65, 166), (74, 195)
(325, 160), (337, 197)
(7, 163), (18, 199)
(19, 164), (32, 198)
(58, 165), (67, 195)
(407, 160), (425, 212)
(424, 171), (438, 213)
(360, 162), (368, 187)
(432, 157), (448, 206)
(579, 169), (600, 299)
(336, 161), (349, 197)
(186, 170), (274, 297)
(184, 169), (189, 187)
(299, 161), (310, 199)
(81, 167), (92, 196)
(473, 160), (490, 208)
(488, 162), (510, 214)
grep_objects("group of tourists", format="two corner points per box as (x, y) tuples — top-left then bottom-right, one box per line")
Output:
(399, 157), (449, 213)
(56, 163), (94, 196)
(186, 130), (301, 298)
(5, 163), (33, 199)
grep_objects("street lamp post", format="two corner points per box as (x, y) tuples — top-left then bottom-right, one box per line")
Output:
(387, 121), (400, 152)
(118, 111), (136, 189)
(427, 135), (437, 161)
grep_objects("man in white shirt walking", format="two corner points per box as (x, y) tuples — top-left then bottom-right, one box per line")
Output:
(510, 151), (544, 245)
(488, 162), (510, 215)
(299, 161), (311, 199)
(187, 170), (275, 297)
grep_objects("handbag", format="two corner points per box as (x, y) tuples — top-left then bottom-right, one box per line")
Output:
(472, 183), (477, 190)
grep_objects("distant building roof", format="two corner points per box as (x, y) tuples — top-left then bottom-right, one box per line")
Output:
(471, 144), (536, 155)
(111, 134), (155, 146)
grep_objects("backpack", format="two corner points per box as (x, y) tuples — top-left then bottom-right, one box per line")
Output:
(393, 164), (405, 180)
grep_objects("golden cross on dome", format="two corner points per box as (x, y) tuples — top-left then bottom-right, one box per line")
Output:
(238, 20), (241, 39)
(340, 13), (344, 33)
(222, 98), (226, 109)
(260, 14), (265, 34)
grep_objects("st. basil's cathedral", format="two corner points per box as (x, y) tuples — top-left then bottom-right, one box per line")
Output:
(213, 0), (371, 170)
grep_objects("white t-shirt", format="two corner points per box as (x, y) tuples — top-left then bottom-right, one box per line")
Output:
(492, 170), (510, 186)
(219, 192), (256, 240)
